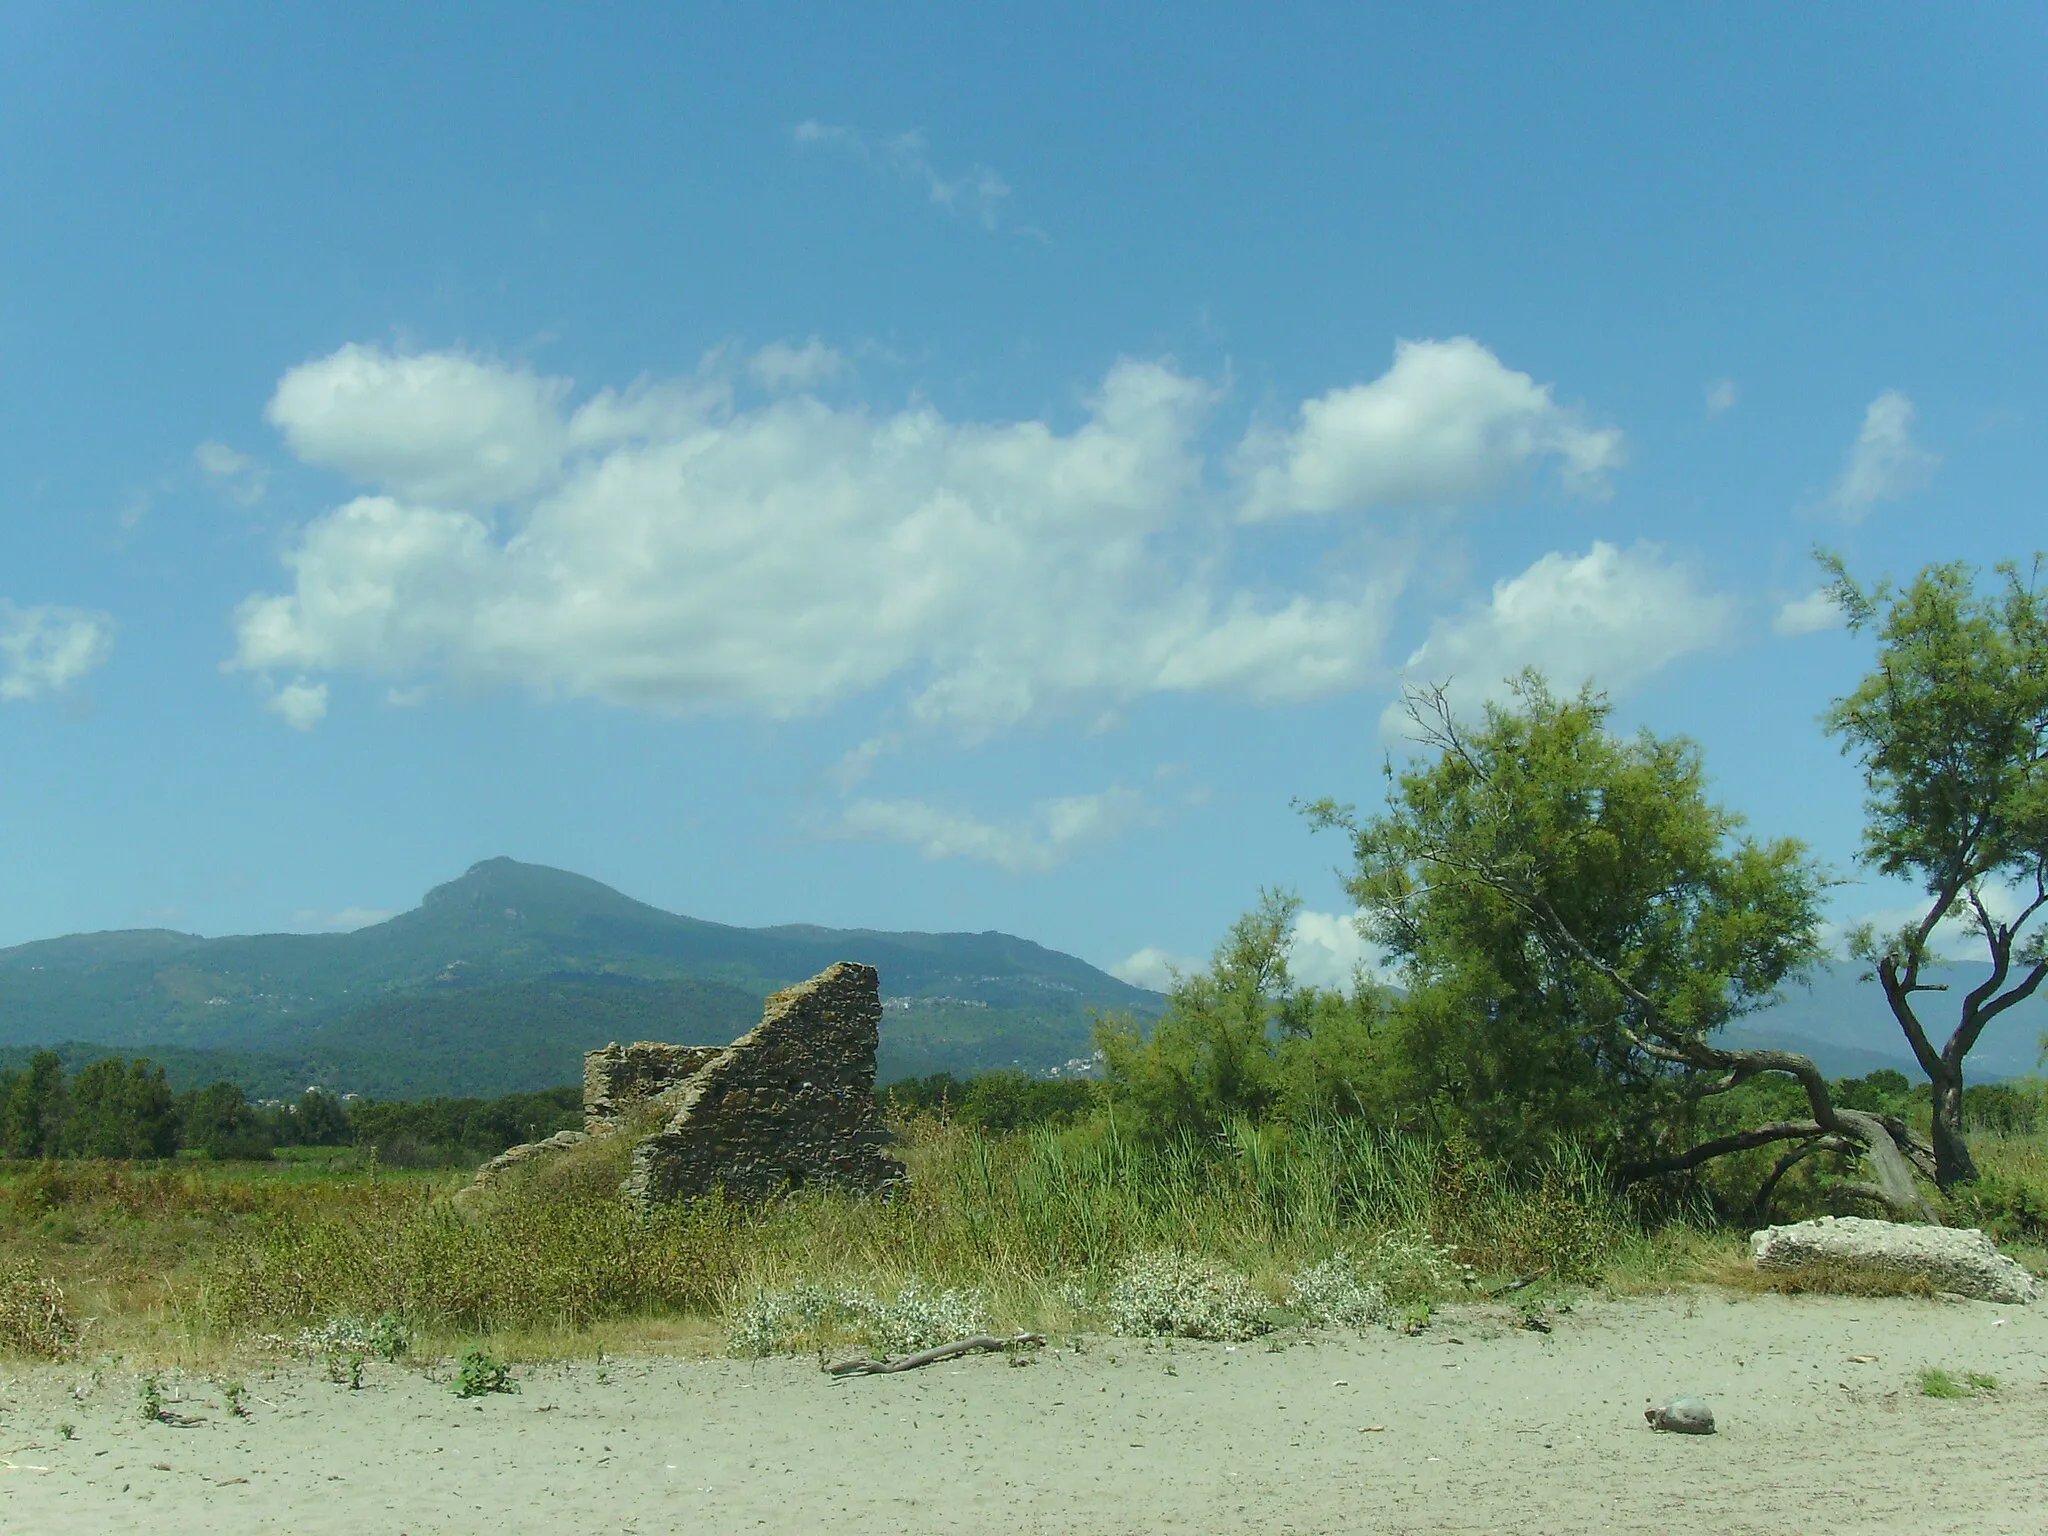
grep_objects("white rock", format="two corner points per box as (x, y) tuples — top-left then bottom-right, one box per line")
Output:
(1749, 1216), (2039, 1305)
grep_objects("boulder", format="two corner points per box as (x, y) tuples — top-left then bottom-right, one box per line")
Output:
(1645, 1398), (1715, 1434)
(1749, 1216), (2040, 1304)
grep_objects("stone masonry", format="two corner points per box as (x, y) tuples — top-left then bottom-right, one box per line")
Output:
(583, 1041), (725, 1130)
(623, 961), (906, 1211)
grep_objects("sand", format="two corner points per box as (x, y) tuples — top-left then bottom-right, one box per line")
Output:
(3, 1292), (2045, 1534)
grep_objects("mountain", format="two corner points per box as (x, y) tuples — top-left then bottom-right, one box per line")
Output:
(0, 858), (1159, 1096)
(1729, 960), (2046, 1082)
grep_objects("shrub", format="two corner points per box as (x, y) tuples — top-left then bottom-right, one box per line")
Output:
(1107, 1250), (1268, 1341)
(0, 1266), (76, 1358)
(1287, 1253), (1389, 1329)
(725, 1280), (988, 1358)
(453, 1349), (515, 1397)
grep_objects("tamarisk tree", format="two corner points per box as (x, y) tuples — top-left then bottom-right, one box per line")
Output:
(1823, 554), (2048, 1189)
(1306, 675), (1939, 1220)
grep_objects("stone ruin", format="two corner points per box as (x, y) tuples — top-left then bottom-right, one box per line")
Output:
(465, 961), (906, 1211)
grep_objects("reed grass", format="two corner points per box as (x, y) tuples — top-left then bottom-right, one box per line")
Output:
(1, 1114), (2040, 1364)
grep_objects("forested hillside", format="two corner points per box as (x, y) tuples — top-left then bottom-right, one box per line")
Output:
(0, 858), (1154, 1096)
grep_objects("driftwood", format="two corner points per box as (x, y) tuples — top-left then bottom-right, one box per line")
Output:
(824, 1333), (1046, 1377)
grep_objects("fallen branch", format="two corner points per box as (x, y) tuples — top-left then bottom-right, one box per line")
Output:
(824, 1333), (1046, 1377)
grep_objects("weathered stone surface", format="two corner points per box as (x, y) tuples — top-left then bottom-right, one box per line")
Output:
(1645, 1398), (1715, 1434)
(624, 961), (905, 1210)
(458, 1128), (590, 1202)
(583, 1041), (724, 1129)
(1750, 1215), (2040, 1304)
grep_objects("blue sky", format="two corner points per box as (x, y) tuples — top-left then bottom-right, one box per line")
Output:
(2, 3), (2043, 989)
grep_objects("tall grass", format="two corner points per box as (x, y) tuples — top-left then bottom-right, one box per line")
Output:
(15, 1112), (2038, 1361)
(198, 1113), (1646, 1342)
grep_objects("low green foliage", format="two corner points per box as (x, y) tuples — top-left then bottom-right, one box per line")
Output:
(1918, 1366), (1997, 1399)
(453, 1348), (515, 1397)
(138, 1373), (165, 1422)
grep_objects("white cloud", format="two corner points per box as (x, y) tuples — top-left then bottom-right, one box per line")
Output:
(1704, 379), (1738, 415)
(1828, 883), (2038, 964)
(1108, 945), (1198, 992)
(1774, 587), (1845, 637)
(265, 677), (329, 731)
(1108, 911), (1385, 994)
(292, 906), (395, 931)
(794, 121), (1011, 229)
(234, 345), (1400, 738)
(1288, 909), (1388, 991)
(1828, 390), (1938, 520)
(750, 338), (848, 392)
(1386, 541), (1735, 733)
(833, 786), (1149, 874)
(1238, 338), (1624, 518)
(0, 602), (116, 701)
(194, 439), (268, 505)
(266, 345), (578, 505)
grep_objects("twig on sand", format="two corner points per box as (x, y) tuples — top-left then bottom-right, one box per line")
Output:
(824, 1333), (1047, 1377)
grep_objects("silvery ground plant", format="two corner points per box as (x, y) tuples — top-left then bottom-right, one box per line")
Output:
(1286, 1252), (1391, 1329)
(725, 1279), (989, 1358)
(1107, 1250), (1270, 1342)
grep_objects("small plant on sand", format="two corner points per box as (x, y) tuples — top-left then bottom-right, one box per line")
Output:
(453, 1349), (515, 1397)
(325, 1352), (366, 1389)
(725, 1280), (988, 1358)
(58, 1421), (75, 1440)
(0, 1266), (77, 1359)
(138, 1374), (166, 1423)
(221, 1381), (249, 1417)
(1365, 1231), (1475, 1301)
(296, 1313), (408, 1364)
(1919, 1366), (1998, 1399)
(1108, 1251), (1268, 1341)
(1287, 1253), (1390, 1330)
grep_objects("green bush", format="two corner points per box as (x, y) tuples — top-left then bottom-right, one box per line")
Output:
(453, 1349), (515, 1397)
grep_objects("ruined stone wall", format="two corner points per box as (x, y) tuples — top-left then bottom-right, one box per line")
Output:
(583, 1041), (724, 1129)
(624, 961), (906, 1210)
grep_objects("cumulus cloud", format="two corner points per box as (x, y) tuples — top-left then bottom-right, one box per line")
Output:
(194, 440), (268, 505)
(234, 344), (1402, 738)
(832, 786), (1149, 874)
(1288, 909), (1388, 991)
(0, 602), (116, 701)
(1238, 338), (1624, 518)
(1828, 390), (1939, 520)
(266, 345), (578, 505)
(1386, 542), (1735, 733)
(794, 121), (1011, 229)
(265, 677), (329, 731)
(750, 338), (848, 392)
(1774, 587), (1845, 637)
(1108, 945), (1198, 992)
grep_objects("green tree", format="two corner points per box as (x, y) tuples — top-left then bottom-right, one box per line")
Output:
(1823, 554), (2048, 1189)
(0, 1051), (69, 1159)
(63, 1057), (178, 1159)
(1308, 676), (1935, 1215)
(178, 1080), (275, 1161)
(1097, 889), (1389, 1136)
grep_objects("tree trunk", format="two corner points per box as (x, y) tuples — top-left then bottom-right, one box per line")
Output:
(1929, 1070), (1979, 1189)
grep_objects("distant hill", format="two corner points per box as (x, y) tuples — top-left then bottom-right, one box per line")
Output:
(1727, 960), (2045, 1082)
(0, 858), (1159, 1096)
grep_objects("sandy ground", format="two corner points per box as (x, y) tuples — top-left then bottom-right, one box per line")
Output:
(2, 1293), (2045, 1535)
